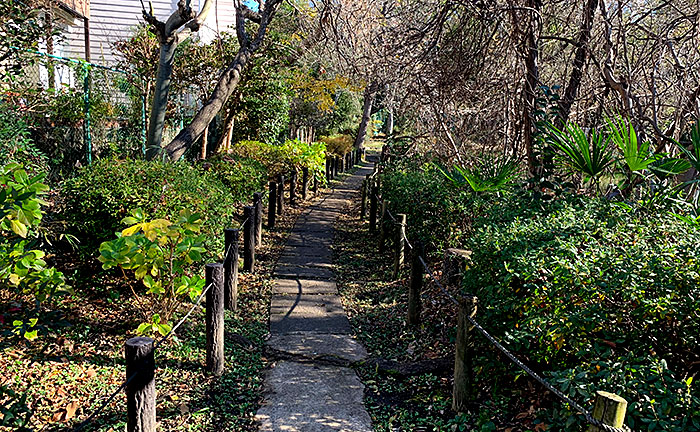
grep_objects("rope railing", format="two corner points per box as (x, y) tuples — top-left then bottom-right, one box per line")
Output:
(73, 281), (214, 431)
(367, 177), (631, 432)
(71, 185), (291, 431)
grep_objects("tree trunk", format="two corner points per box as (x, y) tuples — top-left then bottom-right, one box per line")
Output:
(146, 41), (178, 159)
(165, 47), (254, 160)
(385, 109), (394, 136)
(354, 82), (378, 149)
(523, 0), (542, 177)
(558, 0), (599, 125)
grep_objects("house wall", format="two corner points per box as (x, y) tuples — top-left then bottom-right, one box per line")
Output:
(60, 0), (236, 66)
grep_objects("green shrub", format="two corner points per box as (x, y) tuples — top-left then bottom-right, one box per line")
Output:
(1, 163), (70, 340)
(380, 158), (483, 251)
(60, 157), (266, 255)
(0, 106), (48, 177)
(319, 134), (353, 156)
(462, 193), (700, 430)
(229, 139), (326, 177)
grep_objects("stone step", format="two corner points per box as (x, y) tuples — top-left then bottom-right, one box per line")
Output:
(256, 361), (372, 432)
(270, 294), (352, 334)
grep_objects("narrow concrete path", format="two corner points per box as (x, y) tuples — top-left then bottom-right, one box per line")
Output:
(256, 163), (374, 432)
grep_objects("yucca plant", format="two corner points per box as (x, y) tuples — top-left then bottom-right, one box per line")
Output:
(606, 116), (659, 172)
(438, 156), (520, 193)
(544, 122), (614, 192)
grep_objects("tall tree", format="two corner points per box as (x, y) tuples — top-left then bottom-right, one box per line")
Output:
(142, 0), (214, 159)
(163, 0), (285, 160)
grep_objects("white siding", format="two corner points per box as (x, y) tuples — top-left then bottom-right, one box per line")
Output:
(61, 0), (237, 66)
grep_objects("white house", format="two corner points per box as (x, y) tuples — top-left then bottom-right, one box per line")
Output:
(59, 0), (237, 65)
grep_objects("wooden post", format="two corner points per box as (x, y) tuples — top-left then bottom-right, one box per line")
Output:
(369, 183), (378, 233)
(379, 199), (389, 253)
(313, 174), (319, 194)
(452, 295), (478, 412)
(253, 192), (262, 246)
(360, 176), (369, 220)
(224, 228), (239, 311)
(407, 241), (424, 325)
(587, 392), (628, 432)
(362, 148), (366, 162)
(394, 214), (407, 278)
(276, 174), (285, 216)
(126, 337), (155, 432)
(443, 248), (473, 288)
(267, 182), (277, 229)
(243, 206), (255, 272)
(290, 169), (298, 206)
(302, 167), (309, 200)
(205, 263), (225, 376)
(325, 158), (330, 181)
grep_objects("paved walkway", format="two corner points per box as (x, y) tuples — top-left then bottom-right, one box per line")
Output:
(256, 163), (374, 432)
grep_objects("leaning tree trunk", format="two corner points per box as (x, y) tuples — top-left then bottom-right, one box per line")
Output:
(165, 48), (254, 160)
(557, 0), (599, 125)
(354, 82), (378, 149)
(146, 42), (178, 159)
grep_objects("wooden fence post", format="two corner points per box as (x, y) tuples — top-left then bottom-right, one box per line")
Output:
(443, 248), (472, 288)
(205, 263), (225, 376)
(224, 228), (239, 311)
(253, 192), (262, 246)
(394, 214), (407, 278)
(325, 158), (330, 181)
(407, 240), (424, 325)
(267, 182), (277, 229)
(362, 148), (366, 162)
(302, 167), (309, 200)
(360, 176), (369, 220)
(369, 183), (379, 233)
(379, 199), (389, 253)
(290, 169), (298, 206)
(243, 206), (255, 272)
(587, 392), (628, 432)
(452, 295), (478, 412)
(313, 174), (319, 194)
(276, 174), (285, 216)
(126, 337), (155, 432)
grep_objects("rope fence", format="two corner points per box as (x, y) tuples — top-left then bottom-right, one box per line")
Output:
(69, 158), (351, 431)
(364, 163), (631, 432)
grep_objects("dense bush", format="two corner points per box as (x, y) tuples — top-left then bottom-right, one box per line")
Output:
(229, 139), (326, 177)
(319, 134), (353, 156)
(379, 158), (699, 430)
(60, 157), (266, 254)
(380, 158), (488, 251)
(0, 106), (48, 177)
(462, 193), (699, 430)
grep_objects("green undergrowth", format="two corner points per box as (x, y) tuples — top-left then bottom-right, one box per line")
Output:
(59, 156), (268, 257)
(374, 158), (700, 431)
(0, 195), (312, 431)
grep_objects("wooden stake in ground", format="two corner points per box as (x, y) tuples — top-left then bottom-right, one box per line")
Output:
(452, 296), (478, 412)
(205, 263), (225, 376)
(224, 228), (239, 311)
(407, 241), (424, 325)
(587, 392), (628, 432)
(126, 337), (156, 432)
(268, 182), (277, 228)
(243, 206), (256, 272)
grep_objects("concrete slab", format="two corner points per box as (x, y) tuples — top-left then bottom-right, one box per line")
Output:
(274, 264), (334, 280)
(270, 295), (352, 334)
(267, 334), (367, 362)
(277, 254), (333, 268)
(256, 361), (372, 432)
(271, 278), (338, 295)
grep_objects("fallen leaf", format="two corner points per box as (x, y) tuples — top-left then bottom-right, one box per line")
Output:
(65, 401), (79, 421)
(534, 423), (549, 431)
(86, 368), (97, 379)
(178, 402), (189, 414)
